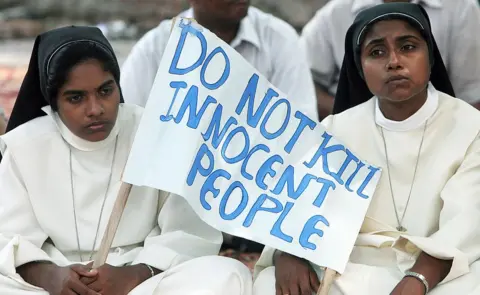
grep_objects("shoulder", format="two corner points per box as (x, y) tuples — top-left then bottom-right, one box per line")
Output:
(248, 7), (300, 43)
(323, 98), (375, 128)
(130, 19), (173, 57)
(437, 92), (480, 128)
(0, 115), (59, 155)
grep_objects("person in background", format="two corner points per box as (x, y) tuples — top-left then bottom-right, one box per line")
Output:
(0, 25), (252, 295)
(121, 0), (318, 255)
(120, 0), (317, 118)
(254, 3), (480, 294)
(302, 0), (480, 119)
(0, 107), (6, 135)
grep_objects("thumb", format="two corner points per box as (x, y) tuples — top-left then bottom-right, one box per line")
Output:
(70, 264), (98, 277)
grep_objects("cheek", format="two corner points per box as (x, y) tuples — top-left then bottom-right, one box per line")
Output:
(57, 104), (83, 130)
(362, 62), (384, 92)
(410, 55), (430, 84)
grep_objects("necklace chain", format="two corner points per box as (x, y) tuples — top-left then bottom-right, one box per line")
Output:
(69, 136), (119, 262)
(380, 121), (427, 232)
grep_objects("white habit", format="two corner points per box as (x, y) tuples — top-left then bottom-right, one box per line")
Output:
(0, 104), (252, 295)
(253, 86), (480, 294)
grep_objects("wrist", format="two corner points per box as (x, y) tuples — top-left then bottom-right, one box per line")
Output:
(17, 261), (57, 289)
(400, 276), (427, 295)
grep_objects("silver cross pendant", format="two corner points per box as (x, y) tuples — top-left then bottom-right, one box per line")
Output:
(396, 225), (407, 232)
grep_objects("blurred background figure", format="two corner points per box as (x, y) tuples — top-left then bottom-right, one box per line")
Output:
(0, 107), (6, 135)
(301, 0), (480, 119)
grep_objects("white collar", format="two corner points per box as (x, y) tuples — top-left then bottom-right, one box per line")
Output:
(181, 8), (261, 49)
(41, 105), (122, 151)
(374, 83), (438, 132)
(352, 0), (443, 14)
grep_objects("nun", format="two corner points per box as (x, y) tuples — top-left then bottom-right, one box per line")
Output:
(0, 26), (252, 295)
(253, 3), (480, 295)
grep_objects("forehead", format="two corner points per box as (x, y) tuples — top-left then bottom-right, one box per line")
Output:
(362, 19), (423, 44)
(63, 59), (112, 89)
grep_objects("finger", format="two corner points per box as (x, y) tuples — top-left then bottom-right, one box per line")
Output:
(86, 279), (103, 292)
(71, 264), (98, 277)
(79, 276), (97, 285)
(289, 283), (301, 295)
(310, 269), (321, 291)
(275, 282), (283, 295)
(67, 278), (99, 295)
(299, 277), (313, 295)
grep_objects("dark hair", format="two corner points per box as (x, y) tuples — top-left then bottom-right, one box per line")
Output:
(46, 41), (120, 111)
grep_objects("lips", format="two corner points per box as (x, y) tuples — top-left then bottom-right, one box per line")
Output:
(385, 75), (409, 84)
(86, 121), (110, 131)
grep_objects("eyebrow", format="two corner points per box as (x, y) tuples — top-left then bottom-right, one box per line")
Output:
(61, 79), (115, 97)
(364, 34), (422, 48)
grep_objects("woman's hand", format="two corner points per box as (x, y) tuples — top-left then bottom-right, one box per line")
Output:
(274, 252), (320, 295)
(391, 277), (427, 295)
(17, 262), (99, 295)
(82, 264), (152, 295)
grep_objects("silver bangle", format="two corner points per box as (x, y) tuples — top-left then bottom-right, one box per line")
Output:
(145, 264), (155, 278)
(404, 270), (429, 293)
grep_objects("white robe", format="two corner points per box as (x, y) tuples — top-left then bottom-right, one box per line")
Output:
(253, 87), (480, 294)
(0, 104), (252, 295)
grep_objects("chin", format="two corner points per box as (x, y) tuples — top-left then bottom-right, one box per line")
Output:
(83, 130), (112, 142)
(383, 89), (417, 103)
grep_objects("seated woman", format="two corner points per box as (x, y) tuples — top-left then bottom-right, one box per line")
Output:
(0, 26), (252, 295)
(253, 3), (480, 295)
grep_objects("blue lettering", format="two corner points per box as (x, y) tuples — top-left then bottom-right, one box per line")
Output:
(270, 165), (317, 200)
(332, 149), (360, 185)
(221, 127), (250, 164)
(169, 20), (207, 75)
(241, 144), (270, 181)
(345, 161), (366, 192)
(160, 81), (188, 122)
(270, 202), (294, 243)
(219, 181), (249, 220)
(243, 194), (282, 227)
(187, 143), (214, 186)
(199, 169), (231, 210)
(260, 98), (291, 140)
(200, 46), (230, 90)
(174, 85), (217, 129)
(299, 215), (330, 250)
(255, 155), (284, 190)
(202, 104), (238, 149)
(235, 75), (278, 128)
(312, 178), (336, 208)
(303, 132), (346, 182)
(356, 165), (380, 199)
(284, 111), (317, 154)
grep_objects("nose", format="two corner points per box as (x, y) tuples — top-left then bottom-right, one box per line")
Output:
(386, 51), (402, 71)
(85, 96), (104, 117)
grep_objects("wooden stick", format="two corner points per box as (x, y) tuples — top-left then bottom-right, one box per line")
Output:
(92, 182), (133, 268)
(317, 268), (338, 295)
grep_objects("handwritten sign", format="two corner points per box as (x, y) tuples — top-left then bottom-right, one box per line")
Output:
(123, 18), (382, 273)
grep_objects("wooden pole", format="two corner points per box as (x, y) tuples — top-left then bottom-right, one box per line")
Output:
(316, 268), (337, 295)
(92, 182), (133, 268)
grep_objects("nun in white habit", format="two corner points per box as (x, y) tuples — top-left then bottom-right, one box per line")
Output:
(253, 3), (480, 295)
(0, 26), (252, 295)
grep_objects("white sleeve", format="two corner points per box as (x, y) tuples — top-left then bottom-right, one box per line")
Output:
(300, 9), (338, 93)
(120, 21), (171, 107)
(131, 192), (223, 271)
(0, 150), (53, 276)
(393, 134), (480, 283)
(445, 0), (480, 104)
(268, 21), (318, 120)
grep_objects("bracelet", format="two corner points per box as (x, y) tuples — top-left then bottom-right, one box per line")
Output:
(404, 270), (429, 293)
(145, 264), (155, 278)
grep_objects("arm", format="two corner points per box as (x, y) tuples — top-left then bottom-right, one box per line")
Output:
(446, 1), (480, 105)
(120, 21), (170, 107)
(131, 191), (223, 272)
(300, 9), (338, 120)
(393, 134), (480, 291)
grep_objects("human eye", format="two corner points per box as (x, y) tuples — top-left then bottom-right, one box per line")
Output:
(401, 44), (416, 51)
(99, 86), (113, 97)
(67, 94), (83, 104)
